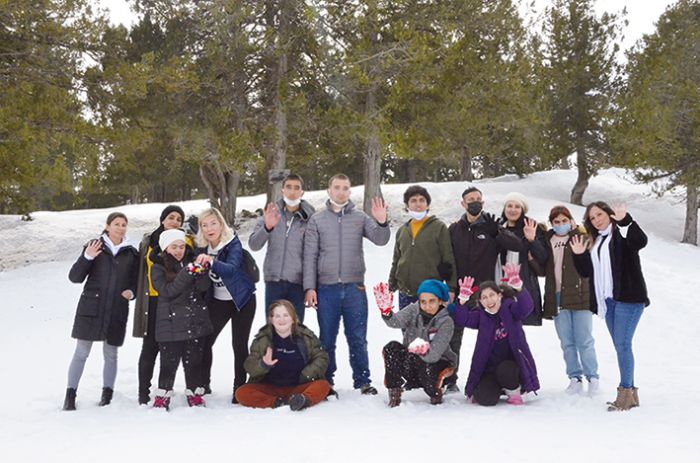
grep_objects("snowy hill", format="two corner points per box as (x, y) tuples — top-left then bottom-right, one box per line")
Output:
(0, 168), (698, 463)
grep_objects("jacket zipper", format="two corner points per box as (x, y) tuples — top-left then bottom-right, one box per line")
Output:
(337, 209), (343, 283)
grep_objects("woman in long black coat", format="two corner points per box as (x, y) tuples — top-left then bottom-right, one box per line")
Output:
(62, 212), (139, 411)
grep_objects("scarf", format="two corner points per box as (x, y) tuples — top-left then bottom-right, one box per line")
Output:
(590, 224), (614, 319)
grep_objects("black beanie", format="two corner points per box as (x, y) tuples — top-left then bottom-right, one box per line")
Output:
(159, 205), (185, 224)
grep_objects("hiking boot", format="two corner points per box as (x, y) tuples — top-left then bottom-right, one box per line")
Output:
(430, 390), (443, 405)
(587, 378), (600, 397)
(98, 387), (113, 406)
(607, 387), (634, 411)
(360, 384), (378, 395)
(631, 387), (639, 408)
(186, 387), (206, 407)
(153, 389), (172, 411)
(565, 377), (583, 395)
(289, 394), (311, 411)
(445, 383), (460, 394)
(387, 388), (402, 408)
(63, 388), (76, 411)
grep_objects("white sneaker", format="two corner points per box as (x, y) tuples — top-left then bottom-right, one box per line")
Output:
(565, 377), (583, 395)
(587, 378), (600, 397)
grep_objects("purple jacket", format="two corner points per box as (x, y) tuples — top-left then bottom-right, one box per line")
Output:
(453, 288), (540, 397)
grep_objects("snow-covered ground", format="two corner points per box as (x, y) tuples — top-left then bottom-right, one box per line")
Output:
(0, 168), (698, 462)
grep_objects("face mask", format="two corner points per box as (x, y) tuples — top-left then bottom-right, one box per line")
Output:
(466, 201), (483, 216)
(408, 210), (428, 221)
(283, 196), (301, 207)
(330, 199), (349, 209)
(553, 223), (572, 236)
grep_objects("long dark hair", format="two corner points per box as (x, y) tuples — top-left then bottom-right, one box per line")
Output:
(583, 201), (615, 239)
(161, 247), (194, 282)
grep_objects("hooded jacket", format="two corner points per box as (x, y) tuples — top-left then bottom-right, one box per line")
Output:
(303, 199), (390, 289)
(248, 199), (315, 285)
(68, 236), (139, 346)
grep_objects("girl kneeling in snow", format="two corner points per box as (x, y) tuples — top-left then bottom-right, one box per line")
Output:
(150, 229), (213, 410)
(374, 279), (457, 407)
(63, 212), (139, 411)
(235, 300), (330, 411)
(453, 264), (540, 406)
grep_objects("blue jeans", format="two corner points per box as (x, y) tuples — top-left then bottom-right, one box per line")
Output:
(605, 298), (644, 388)
(265, 280), (306, 323)
(398, 293), (418, 310)
(317, 283), (370, 388)
(553, 309), (599, 380)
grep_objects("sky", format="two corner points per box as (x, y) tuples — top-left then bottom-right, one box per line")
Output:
(97, 0), (678, 55)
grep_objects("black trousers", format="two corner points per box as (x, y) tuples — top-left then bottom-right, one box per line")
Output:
(138, 296), (159, 397)
(473, 360), (520, 406)
(383, 341), (452, 398)
(443, 325), (464, 386)
(157, 338), (205, 391)
(202, 296), (256, 390)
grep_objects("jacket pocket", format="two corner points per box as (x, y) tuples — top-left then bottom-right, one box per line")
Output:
(77, 292), (100, 317)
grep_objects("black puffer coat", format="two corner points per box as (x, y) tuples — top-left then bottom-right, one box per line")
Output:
(68, 237), (139, 346)
(150, 249), (213, 343)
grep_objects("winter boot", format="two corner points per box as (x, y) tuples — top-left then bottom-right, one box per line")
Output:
(153, 389), (172, 411)
(326, 388), (339, 400)
(289, 394), (311, 411)
(387, 388), (402, 408)
(98, 387), (113, 406)
(631, 387), (639, 408)
(360, 384), (378, 395)
(63, 388), (77, 411)
(565, 377), (583, 395)
(505, 389), (524, 406)
(273, 397), (288, 408)
(430, 389), (444, 406)
(607, 387), (634, 411)
(186, 387), (206, 407)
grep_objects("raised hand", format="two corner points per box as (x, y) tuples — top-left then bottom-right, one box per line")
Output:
(371, 197), (388, 224)
(611, 203), (628, 222)
(262, 347), (278, 367)
(523, 218), (537, 242)
(85, 239), (102, 258)
(457, 276), (478, 304)
(501, 263), (523, 290)
(569, 235), (587, 255)
(482, 212), (499, 237)
(263, 202), (281, 230)
(373, 282), (394, 316)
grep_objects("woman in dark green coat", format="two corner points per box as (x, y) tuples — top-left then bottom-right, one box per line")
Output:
(235, 300), (330, 411)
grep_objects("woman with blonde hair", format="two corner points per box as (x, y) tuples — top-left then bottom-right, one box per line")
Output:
(194, 208), (256, 403)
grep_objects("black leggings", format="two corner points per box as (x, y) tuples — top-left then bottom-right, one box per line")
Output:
(383, 341), (452, 398)
(202, 296), (256, 390)
(473, 360), (520, 406)
(158, 338), (205, 391)
(138, 296), (159, 396)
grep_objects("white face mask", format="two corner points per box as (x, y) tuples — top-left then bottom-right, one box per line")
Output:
(330, 199), (349, 209)
(408, 210), (428, 221)
(283, 196), (301, 207)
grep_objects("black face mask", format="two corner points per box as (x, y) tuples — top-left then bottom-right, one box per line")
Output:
(466, 201), (483, 216)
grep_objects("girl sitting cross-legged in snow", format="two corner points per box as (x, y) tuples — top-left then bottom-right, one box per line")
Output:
(235, 300), (330, 411)
(150, 229), (214, 410)
(452, 264), (540, 406)
(374, 279), (457, 407)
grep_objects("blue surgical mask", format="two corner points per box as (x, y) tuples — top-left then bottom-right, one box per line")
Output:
(553, 223), (572, 236)
(408, 210), (428, 221)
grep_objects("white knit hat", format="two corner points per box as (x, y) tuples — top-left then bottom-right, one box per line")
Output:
(159, 229), (186, 251)
(503, 192), (529, 214)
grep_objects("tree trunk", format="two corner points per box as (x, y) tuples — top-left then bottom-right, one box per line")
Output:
(363, 86), (383, 214)
(199, 155), (240, 226)
(130, 185), (140, 204)
(460, 146), (473, 181)
(570, 149), (589, 205)
(682, 183), (698, 245)
(407, 159), (418, 183)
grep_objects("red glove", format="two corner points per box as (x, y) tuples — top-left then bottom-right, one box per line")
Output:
(458, 276), (478, 304)
(501, 263), (523, 290)
(373, 282), (394, 316)
(408, 338), (430, 356)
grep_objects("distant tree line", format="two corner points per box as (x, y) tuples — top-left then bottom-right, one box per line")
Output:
(1, 0), (698, 243)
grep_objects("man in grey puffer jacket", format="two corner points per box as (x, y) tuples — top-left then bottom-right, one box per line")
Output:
(303, 173), (390, 395)
(249, 174), (315, 322)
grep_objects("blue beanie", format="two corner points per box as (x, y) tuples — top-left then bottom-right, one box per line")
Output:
(417, 279), (450, 302)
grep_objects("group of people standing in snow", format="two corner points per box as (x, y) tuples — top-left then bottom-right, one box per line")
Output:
(61, 172), (649, 414)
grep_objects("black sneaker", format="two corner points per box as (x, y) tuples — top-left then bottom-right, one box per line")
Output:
(445, 383), (460, 394)
(138, 391), (150, 405)
(360, 384), (378, 395)
(202, 385), (212, 395)
(289, 394), (311, 411)
(63, 388), (76, 411)
(326, 388), (339, 399)
(273, 396), (287, 408)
